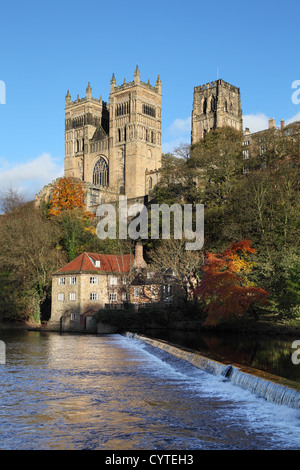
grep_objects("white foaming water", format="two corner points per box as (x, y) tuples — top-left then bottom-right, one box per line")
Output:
(120, 334), (300, 449)
(1, 331), (299, 450)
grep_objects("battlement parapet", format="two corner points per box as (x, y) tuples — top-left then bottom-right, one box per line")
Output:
(194, 79), (240, 94)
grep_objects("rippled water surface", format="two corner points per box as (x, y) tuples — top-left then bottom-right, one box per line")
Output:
(0, 330), (300, 450)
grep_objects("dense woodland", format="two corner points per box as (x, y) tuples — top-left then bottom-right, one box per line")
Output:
(0, 122), (299, 327)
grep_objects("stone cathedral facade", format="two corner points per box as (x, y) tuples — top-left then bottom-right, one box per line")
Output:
(65, 66), (162, 208)
(36, 66), (162, 211)
(36, 73), (247, 212)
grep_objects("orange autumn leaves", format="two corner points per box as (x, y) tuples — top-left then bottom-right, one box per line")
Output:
(198, 240), (268, 326)
(49, 177), (94, 220)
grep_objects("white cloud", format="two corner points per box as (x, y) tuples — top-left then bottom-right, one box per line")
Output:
(162, 116), (191, 154)
(243, 110), (300, 133)
(0, 153), (64, 200)
(167, 117), (191, 137)
(243, 113), (269, 133)
(162, 138), (192, 154)
(285, 110), (300, 125)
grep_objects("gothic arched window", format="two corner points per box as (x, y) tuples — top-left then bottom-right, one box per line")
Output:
(93, 157), (109, 187)
(211, 97), (215, 112)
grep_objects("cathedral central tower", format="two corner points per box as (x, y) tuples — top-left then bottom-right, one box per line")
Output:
(191, 79), (243, 144)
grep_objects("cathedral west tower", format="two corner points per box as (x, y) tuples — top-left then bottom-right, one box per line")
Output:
(109, 66), (162, 199)
(63, 67), (161, 207)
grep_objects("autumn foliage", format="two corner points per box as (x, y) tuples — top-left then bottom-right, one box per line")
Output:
(198, 240), (268, 325)
(48, 177), (94, 219)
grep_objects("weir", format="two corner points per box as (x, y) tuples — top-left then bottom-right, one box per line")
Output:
(124, 332), (300, 410)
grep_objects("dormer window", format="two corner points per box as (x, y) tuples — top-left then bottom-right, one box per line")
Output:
(87, 254), (101, 268)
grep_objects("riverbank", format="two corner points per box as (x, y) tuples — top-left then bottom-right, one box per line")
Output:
(1, 315), (300, 338)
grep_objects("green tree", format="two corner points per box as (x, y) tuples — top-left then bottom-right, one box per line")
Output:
(153, 153), (201, 206)
(0, 201), (66, 322)
(189, 126), (245, 249)
(190, 126), (244, 203)
(222, 147), (299, 318)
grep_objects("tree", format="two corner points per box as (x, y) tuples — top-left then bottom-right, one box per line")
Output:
(0, 201), (66, 322)
(153, 153), (201, 206)
(190, 126), (244, 204)
(189, 127), (245, 248)
(198, 240), (268, 326)
(48, 176), (94, 218)
(0, 187), (25, 214)
(173, 142), (191, 160)
(48, 177), (97, 260)
(281, 121), (300, 162)
(148, 238), (203, 304)
(221, 152), (299, 318)
(247, 127), (286, 170)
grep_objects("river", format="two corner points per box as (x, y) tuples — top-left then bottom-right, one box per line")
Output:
(145, 329), (300, 383)
(0, 330), (299, 450)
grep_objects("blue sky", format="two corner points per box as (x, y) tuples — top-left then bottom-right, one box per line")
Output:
(0, 0), (299, 199)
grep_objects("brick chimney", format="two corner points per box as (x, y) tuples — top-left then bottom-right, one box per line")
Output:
(133, 241), (147, 269)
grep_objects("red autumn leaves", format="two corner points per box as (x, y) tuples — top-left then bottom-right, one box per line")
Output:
(198, 240), (268, 325)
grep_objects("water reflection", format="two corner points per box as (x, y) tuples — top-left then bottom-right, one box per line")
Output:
(146, 330), (300, 383)
(0, 330), (299, 450)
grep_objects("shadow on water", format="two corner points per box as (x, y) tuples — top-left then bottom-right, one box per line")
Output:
(1, 329), (300, 449)
(144, 329), (300, 383)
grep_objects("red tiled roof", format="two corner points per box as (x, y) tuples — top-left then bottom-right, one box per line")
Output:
(56, 252), (134, 274)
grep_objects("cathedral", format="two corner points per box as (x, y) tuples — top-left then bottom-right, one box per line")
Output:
(191, 78), (243, 143)
(36, 72), (257, 213)
(36, 66), (162, 212)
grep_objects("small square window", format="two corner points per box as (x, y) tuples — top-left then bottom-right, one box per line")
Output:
(58, 293), (64, 301)
(90, 293), (98, 301)
(70, 276), (76, 285)
(109, 293), (117, 301)
(110, 276), (118, 286)
(69, 292), (76, 301)
(58, 277), (65, 285)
